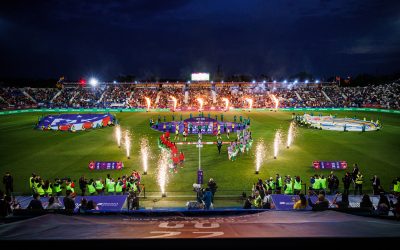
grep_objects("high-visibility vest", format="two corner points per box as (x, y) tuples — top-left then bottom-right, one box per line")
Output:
(29, 177), (34, 189)
(253, 195), (262, 208)
(37, 185), (45, 196)
(46, 185), (53, 195)
(284, 181), (293, 194)
(88, 183), (96, 194)
(321, 178), (327, 189)
(116, 182), (123, 193)
(95, 180), (104, 190)
(66, 183), (74, 193)
(277, 177), (283, 188)
(294, 180), (302, 190)
(393, 181), (400, 192)
(128, 182), (138, 192)
(53, 183), (62, 194)
(269, 181), (275, 190)
(313, 178), (320, 190)
(105, 178), (110, 186)
(355, 175), (363, 184)
(108, 181), (115, 192)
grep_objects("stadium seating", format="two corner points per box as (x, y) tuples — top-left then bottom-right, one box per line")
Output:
(0, 82), (399, 110)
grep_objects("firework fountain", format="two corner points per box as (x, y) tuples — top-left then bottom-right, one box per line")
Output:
(144, 97), (151, 112)
(273, 130), (281, 159)
(124, 130), (131, 159)
(222, 97), (229, 111)
(270, 94), (279, 111)
(287, 122), (295, 149)
(141, 138), (150, 175)
(157, 149), (170, 197)
(245, 98), (253, 110)
(197, 97), (204, 111)
(170, 96), (177, 111)
(255, 140), (266, 174)
(115, 125), (122, 148)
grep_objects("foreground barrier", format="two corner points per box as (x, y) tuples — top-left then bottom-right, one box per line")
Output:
(14, 194), (386, 213)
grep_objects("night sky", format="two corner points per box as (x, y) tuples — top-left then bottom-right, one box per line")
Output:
(0, 0), (399, 80)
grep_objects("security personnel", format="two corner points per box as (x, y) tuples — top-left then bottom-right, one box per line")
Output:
(115, 178), (123, 194)
(105, 174), (111, 187)
(87, 179), (97, 195)
(53, 178), (63, 196)
(293, 176), (302, 195)
(313, 175), (321, 191)
(95, 178), (104, 195)
(355, 172), (364, 195)
(29, 173), (36, 193)
(284, 178), (294, 195)
(107, 179), (115, 194)
(253, 191), (262, 208)
(36, 183), (45, 197)
(275, 174), (283, 194)
(66, 179), (75, 193)
(45, 182), (53, 196)
(268, 177), (275, 192)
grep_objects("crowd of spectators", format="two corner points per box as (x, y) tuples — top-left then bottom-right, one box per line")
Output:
(24, 88), (59, 107)
(0, 82), (399, 110)
(244, 165), (400, 217)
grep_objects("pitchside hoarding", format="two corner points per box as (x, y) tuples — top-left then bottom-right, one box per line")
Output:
(88, 161), (124, 170)
(313, 161), (347, 170)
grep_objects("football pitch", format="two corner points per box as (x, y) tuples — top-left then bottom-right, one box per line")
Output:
(0, 110), (399, 197)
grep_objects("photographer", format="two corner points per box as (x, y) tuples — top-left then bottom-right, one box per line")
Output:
(331, 192), (349, 209)
(307, 191), (329, 211)
(127, 191), (139, 210)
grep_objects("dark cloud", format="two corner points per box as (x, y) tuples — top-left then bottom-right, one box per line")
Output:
(0, 0), (399, 80)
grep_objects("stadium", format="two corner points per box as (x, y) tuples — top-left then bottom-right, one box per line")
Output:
(1, 0), (400, 244)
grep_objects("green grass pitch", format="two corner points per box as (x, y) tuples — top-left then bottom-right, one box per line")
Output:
(0, 110), (399, 196)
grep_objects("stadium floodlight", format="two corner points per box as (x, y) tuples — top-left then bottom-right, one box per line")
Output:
(294, 80), (298, 84)
(134, 81), (138, 84)
(211, 81), (214, 83)
(221, 80), (224, 83)
(89, 78), (98, 87)
(316, 80), (320, 83)
(273, 80), (277, 83)
(113, 80), (117, 84)
(305, 80), (309, 84)
(252, 80), (256, 83)
(187, 81), (191, 84)
(263, 80), (266, 84)
(283, 80), (287, 83)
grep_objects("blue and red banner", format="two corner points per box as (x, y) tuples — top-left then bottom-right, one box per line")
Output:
(89, 161), (123, 170)
(313, 161), (347, 170)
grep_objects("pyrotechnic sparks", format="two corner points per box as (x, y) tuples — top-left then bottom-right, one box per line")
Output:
(273, 130), (281, 159)
(144, 97), (151, 111)
(115, 125), (121, 148)
(170, 96), (177, 111)
(157, 149), (170, 197)
(255, 140), (266, 174)
(245, 98), (253, 110)
(141, 138), (150, 174)
(222, 97), (229, 111)
(197, 98), (204, 110)
(124, 130), (131, 159)
(287, 122), (295, 148)
(270, 94), (279, 110)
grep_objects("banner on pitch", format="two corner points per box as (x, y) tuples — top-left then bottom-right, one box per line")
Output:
(313, 161), (347, 170)
(89, 161), (123, 170)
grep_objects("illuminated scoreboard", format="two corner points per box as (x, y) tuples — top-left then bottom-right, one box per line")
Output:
(191, 73), (210, 81)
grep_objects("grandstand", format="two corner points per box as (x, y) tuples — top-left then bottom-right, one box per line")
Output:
(1, 81), (399, 110)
